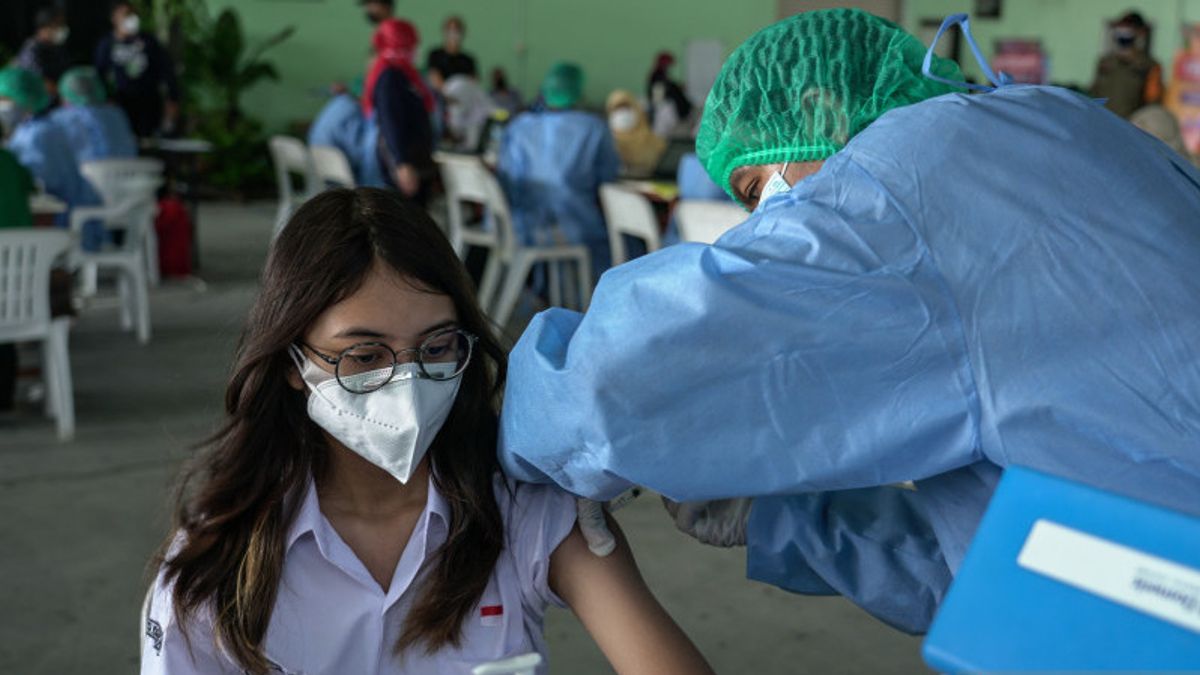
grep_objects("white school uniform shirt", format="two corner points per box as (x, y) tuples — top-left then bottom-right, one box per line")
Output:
(141, 476), (577, 675)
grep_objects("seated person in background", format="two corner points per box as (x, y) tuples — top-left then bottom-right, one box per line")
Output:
(0, 147), (35, 414)
(365, 19), (436, 202)
(498, 63), (619, 280)
(140, 188), (714, 675)
(442, 74), (496, 153)
(662, 152), (731, 246)
(426, 15), (477, 81)
(0, 68), (104, 250)
(0, 148), (73, 416)
(605, 90), (665, 177)
(1091, 11), (1163, 119)
(308, 78), (386, 187)
(1130, 105), (1198, 167)
(15, 7), (71, 100)
(676, 152), (727, 201)
(489, 68), (522, 117)
(51, 66), (138, 163)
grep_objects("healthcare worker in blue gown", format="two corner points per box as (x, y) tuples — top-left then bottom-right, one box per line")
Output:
(498, 62), (620, 281)
(0, 67), (104, 250)
(498, 10), (1200, 635)
(307, 79), (387, 187)
(50, 66), (138, 163)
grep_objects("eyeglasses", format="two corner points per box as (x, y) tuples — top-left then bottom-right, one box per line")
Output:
(302, 328), (478, 394)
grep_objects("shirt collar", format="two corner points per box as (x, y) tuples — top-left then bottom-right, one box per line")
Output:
(286, 472), (452, 553)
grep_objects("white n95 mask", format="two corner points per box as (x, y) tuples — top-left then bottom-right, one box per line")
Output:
(290, 348), (462, 484)
(121, 15), (140, 35)
(609, 108), (638, 133)
(757, 161), (792, 208)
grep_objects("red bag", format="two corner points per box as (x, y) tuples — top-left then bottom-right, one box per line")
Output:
(154, 196), (193, 277)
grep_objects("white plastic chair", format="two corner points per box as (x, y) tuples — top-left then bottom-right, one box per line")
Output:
(600, 183), (662, 266)
(435, 153), (591, 327)
(436, 152), (503, 301)
(269, 135), (317, 234)
(80, 158), (164, 288)
(310, 144), (356, 189)
(69, 189), (158, 345)
(674, 199), (747, 244)
(0, 230), (74, 440)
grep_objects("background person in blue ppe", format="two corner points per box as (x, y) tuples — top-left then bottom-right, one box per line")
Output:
(51, 66), (138, 164)
(308, 78), (386, 187)
(497, 62), (620, 282)
(497, 9), (1200, 634)
(660, 152), (730, 246)
(0, 67), (105, 251)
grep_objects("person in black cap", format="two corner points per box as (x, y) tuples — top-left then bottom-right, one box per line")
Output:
(360, 0), (394, 25)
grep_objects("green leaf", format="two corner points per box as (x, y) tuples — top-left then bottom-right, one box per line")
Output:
(243, 25), (295, 66)
(237, 62), (279, 90)
(208, 9), (244, 80)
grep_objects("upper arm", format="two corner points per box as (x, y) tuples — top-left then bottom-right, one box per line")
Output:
(140, 573), (239, 675)
(549, 517), (713, 675)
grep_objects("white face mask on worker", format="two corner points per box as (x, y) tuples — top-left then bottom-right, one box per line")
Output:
(609, 108), (638, 133)
(759, 162), (793, 205)
(121, 15), (140, 35)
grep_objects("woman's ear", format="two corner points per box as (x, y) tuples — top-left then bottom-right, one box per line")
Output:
(285, 355), (305, 392)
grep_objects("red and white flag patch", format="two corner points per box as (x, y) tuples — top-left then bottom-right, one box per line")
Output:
(480, 604), (504, 627)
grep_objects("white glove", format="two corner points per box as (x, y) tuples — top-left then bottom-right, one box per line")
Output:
(576, 498), (616, 557)
(663, 497), (753, 547)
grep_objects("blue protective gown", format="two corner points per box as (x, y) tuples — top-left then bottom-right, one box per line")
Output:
(498, 110), (620, 278)
(49, 104), (138, 163)
(498, 85), (1200, 633)
(307, 94), (386, 188)
(8, 114), (104, 249)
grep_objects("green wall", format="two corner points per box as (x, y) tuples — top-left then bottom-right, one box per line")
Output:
(213, 0), (1200, 131)
(207, 0), (775, 130)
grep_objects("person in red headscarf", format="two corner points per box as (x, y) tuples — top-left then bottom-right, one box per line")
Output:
(645, 51), (692, 138)
(364, 18), (436, 201)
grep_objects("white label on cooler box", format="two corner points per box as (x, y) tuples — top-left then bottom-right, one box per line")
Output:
(1017, 519), (1200, 635)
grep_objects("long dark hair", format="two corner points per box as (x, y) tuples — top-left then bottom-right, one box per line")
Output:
(155, 188), (508, 672)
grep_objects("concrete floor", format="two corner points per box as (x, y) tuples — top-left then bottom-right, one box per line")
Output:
(0, 202), (927, 674)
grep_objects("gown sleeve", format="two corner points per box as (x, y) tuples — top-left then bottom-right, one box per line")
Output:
(746, 485), (952, 634)
(498, 154), (983, 502)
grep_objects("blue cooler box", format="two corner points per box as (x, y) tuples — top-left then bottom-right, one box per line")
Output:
(923, 466), (1200, 672)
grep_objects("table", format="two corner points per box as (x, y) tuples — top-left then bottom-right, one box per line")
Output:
(618, 179), (679, 232)
(30, 193), (67, 228)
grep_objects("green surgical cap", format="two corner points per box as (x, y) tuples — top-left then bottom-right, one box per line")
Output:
(60, 66), (107, 106)
(542, 62), (583, 109)
(697, 8), (964, 198)
(0, 68), (51, 114)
